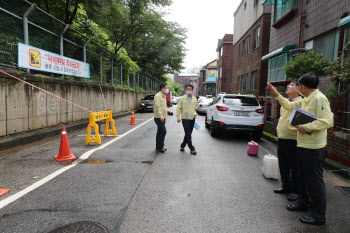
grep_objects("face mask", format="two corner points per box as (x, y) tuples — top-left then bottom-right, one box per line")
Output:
(164, 88), (169, 94)
(186, 91), (193, 96)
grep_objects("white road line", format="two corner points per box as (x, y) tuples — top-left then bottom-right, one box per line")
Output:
(259, 145), (275, 156)
(0, 117), (154, 210)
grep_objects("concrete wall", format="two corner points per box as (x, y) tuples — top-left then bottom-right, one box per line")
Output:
(0, 73), (146, 136)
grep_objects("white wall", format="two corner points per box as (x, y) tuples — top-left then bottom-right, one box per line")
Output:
(233, 0), (271, 45)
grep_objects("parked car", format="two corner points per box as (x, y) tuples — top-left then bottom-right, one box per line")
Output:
(205, 94), (264, 139)
(165, 90), (173, 107)
(172, 96), (178, 105)
(197, 97), (213, 114)
(139, 94), (155, 112)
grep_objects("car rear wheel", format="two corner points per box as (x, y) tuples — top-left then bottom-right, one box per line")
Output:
(252, 130), (263, 140)
(205, 115), (210, 129)
(210, 118), (218, 137)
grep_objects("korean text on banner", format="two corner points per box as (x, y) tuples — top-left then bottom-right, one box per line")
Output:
(18, 43), (90, 78)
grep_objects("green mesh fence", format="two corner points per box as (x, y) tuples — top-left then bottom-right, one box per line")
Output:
(0, 0), (147, 86)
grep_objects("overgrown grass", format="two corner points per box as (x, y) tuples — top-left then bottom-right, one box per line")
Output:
(263, 131), (278, 144)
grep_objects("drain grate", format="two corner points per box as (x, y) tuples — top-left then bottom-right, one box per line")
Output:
(48, 221), (108, 233)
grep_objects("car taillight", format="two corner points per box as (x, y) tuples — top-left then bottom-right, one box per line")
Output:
(219, 121), (226, 125)
(200, 104), (203, 108)
(255, 108), (264, 114)
(216, 105), (229, 111)
(257, 124), (263, 127)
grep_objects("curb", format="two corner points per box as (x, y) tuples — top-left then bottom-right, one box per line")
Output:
(262, 133), (350, 181)
(0, 112), (131, 152)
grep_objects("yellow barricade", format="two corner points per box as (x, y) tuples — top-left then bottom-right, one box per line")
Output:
(86, 110), (117, 145)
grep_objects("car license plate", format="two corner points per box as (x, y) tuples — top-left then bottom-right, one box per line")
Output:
(234, 111), (249, 117)
(147, 106), (153, 109)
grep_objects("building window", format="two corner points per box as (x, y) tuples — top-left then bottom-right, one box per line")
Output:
(251, 70), (258, 90)
(343, 29), (350, 58)
(274, 0), (298, 22)
(268, 53), (288, 82)
(254, 0), (259, 6)
(241, 73), (249, 91)
(244, 2), (247, 10)
(253, 27), (260, 49)
(217, 46), (223, 59)
(207, 84), (212, 92)
(313, 31), (335, 59)
(243, 36), (250, 56)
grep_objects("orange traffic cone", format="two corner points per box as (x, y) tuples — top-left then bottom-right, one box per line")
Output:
(0, 188), (11, 197)
(129, 110), (136, 125)
(54, 126), (76, 161)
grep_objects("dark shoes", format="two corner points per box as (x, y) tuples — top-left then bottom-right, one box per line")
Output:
(274, 187), (289, 194)
(180, 147), (185, 151)
(190, 150), (197, 155)
(300, 216), (326, 225)
(287, 193), (300, 202)
(156, 148), (166, 153)
(286, 203), (308, 212)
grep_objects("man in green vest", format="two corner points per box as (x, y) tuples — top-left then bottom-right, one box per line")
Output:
(176, 84), (198, 155)
(268, 73), (333, 225)
(154, 83), (172, 153)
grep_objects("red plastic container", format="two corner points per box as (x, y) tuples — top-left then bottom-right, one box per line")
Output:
(247, 141), (259, 156)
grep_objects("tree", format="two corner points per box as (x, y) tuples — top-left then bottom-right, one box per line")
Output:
(284, 51), (332, 79)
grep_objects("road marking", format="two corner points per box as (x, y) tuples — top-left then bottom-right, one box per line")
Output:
(259, 145), (275, 156)
(0, 117), (154, 210)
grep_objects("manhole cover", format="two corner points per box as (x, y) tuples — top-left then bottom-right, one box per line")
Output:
(48, 221), (108, 233)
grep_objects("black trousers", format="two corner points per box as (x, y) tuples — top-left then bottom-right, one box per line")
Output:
(181, 119), (195, 150)
(277, 138), (298, 193)
(154, 118), (166, 150)
(297, 147), (326, 219)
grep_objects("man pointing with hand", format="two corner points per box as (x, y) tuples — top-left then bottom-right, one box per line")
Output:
(267, 73), (333, 225)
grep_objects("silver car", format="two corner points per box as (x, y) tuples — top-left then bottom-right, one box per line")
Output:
(197, 98), (213, 114)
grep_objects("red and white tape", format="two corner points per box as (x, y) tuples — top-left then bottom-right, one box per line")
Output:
(0, 69), (93, 113)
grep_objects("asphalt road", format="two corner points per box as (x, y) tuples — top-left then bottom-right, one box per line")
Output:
(0, 108), (350, 233)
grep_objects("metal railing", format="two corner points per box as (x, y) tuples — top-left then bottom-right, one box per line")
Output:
(0, 0), (160, 91)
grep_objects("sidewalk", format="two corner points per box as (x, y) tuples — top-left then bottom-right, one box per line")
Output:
(0, 111), (131, 154)
(261, 134), (350, 196)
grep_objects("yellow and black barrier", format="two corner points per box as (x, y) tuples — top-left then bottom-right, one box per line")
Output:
(86, 110), (117, 145)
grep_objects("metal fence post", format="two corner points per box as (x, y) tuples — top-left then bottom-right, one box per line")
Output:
(120, 64), (123, 87)
(100, 48), (106, 83)
(133, 74), (135, 89)
(60, 25), (70, 56)
(138, 74), (140, 88)
(142, 75), (144, 89)
(83, 38), (92, 63)
(23, 4), (36, 73)
(111, 54), (117, 85)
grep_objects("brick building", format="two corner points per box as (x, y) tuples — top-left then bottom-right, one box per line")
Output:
(174, 73), (200, 96)
(216, 34), (234, 94)
(262, 0), (350, 166)
(198, 59), (217, 96)
(232, 0), (272, 97)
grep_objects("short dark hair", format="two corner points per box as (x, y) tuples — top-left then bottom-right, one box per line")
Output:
(297, 73), (319, 89)
(290, 79), (298, 85)
(159, 82), (167, 90)
(185, 84), (194, 90)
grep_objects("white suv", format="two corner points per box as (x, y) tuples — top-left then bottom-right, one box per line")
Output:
(205, 94), (264, 139)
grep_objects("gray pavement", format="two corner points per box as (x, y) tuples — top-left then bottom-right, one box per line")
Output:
(0, 109), (350, 233)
